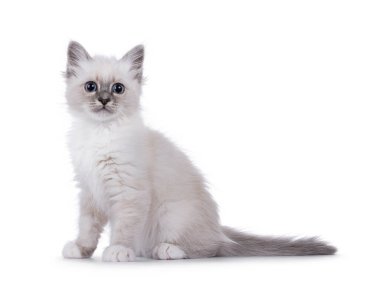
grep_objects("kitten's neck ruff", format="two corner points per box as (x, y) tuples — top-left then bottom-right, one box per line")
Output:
(73, 111), (145, 132)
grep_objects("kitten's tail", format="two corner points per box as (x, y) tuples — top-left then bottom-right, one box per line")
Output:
(217, 226), (337, 256)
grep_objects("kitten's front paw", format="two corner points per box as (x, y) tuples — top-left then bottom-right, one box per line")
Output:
(152, 243), (187, 260)
(63, 241), (82, 259)
(102, 245), (136, 262)
(62, 241), (95, 259)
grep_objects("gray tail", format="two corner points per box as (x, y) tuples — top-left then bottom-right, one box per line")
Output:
(217, 226), (337, 256)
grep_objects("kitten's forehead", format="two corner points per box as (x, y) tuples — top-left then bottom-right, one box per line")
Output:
(80, 55), (130, 83)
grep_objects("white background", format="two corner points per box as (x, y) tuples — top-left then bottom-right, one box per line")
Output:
(0, 0), (379, 284)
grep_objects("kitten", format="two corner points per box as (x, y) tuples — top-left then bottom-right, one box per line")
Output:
(62, 41), (336, 261)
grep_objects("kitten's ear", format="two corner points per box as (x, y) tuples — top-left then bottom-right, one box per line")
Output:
(121, 45), (144, 83)
(66, 41), (91, 78)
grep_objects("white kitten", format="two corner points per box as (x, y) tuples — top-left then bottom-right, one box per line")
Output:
(62, 42), (336, 262)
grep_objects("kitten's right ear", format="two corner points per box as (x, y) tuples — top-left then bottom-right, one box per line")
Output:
(66, 41), (91, 78)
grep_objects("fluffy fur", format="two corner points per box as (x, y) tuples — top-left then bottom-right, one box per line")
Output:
(62, 41), (336, 262)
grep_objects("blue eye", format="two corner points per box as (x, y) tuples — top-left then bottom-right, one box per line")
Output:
(84, 81), (97, 92)
(112, 83), (125, 94)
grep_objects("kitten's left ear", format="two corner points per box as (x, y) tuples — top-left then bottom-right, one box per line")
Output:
(121, 45), (144, 83)
(66, 41), (91, 78)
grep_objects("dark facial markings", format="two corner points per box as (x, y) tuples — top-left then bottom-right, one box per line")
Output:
(98, 94), (111, 106)
(83, 80), (127, 111)
(84, 81), (126, 95)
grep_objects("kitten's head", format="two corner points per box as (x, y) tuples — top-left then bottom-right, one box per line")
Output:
(64, 41), (144, 122)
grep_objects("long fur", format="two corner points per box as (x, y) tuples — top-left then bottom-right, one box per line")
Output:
(218, 227), (336, 256)
(62, 41), (336, 262)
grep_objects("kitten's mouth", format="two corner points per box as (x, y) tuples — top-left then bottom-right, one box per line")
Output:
(93, 106), (113, 113)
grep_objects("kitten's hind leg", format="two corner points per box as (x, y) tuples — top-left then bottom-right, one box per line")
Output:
(152, 243), (187, 260)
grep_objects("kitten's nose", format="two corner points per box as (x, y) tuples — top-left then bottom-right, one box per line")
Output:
(98, 97), (111, 105)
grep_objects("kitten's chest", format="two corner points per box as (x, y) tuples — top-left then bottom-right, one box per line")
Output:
(70, 126), (140, 209)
